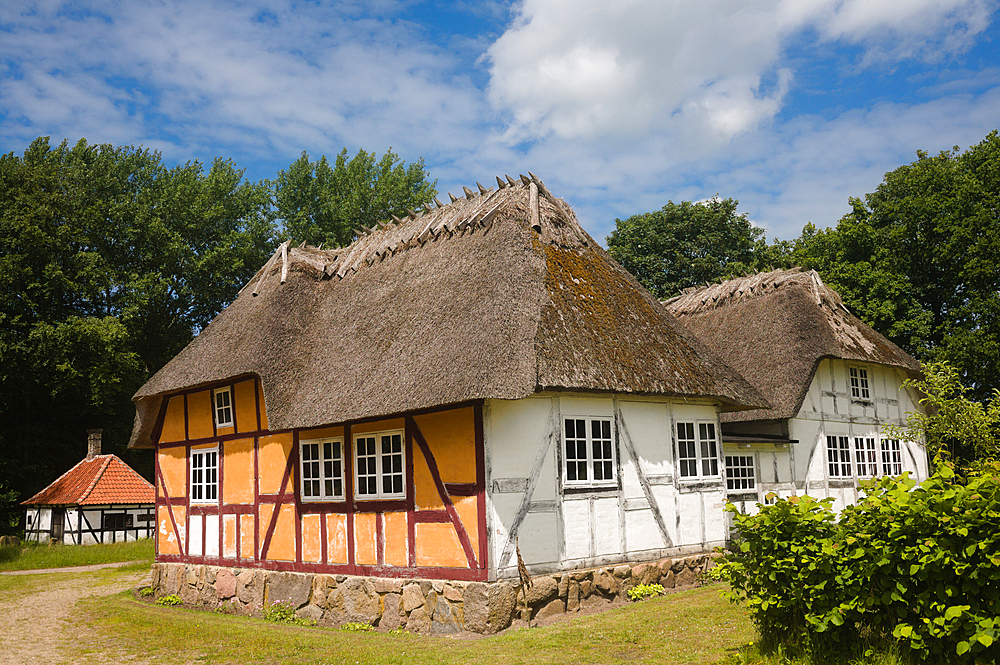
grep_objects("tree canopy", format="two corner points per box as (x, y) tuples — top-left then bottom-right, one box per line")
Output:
(606, 197), (789, 299)
(0, 136), (438, 534)
(275, 147), (437, 248)
(792, 131), (1000, 400)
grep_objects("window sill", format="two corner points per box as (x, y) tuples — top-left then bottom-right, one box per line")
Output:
(677, 478), (724, 493)
(562, 484), (618, 496)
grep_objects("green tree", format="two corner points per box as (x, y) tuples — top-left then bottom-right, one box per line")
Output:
(793, 131), (1000, 399)
(606, 197), (791, 299)
(274, 147), (436, 248)
(0, 137), (275, 533)
(887, 361), (1000, 469)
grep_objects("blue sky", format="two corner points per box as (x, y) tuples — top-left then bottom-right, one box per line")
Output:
(1, 0), (998, 242)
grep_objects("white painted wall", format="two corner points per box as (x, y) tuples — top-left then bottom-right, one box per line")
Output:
(726, 359), (928, 519)
(25, 505), (154, 544)
(485, 392), (725, 580)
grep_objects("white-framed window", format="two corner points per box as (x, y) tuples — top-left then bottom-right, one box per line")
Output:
(849, 366), (870, 400)
(880, 439), (902, 476)
(854, 437), (878, 478)
(300, 437), (344, 501)
(563, 417), (616, 487)
(678, 421), (720, 478)
(191, 446), (218, 503)
(213, 387), (233, 428)
(827, 435), (851, 478)
(354, 430), (405, 499)
(725, 455), (755, 491)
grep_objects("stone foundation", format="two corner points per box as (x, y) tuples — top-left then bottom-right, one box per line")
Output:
(148, 553), (717, 634)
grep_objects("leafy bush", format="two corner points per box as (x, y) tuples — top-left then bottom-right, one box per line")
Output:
(339, 621), (374, 632)
(138, 586), (155, 597)
(716, 463), (1000, 663)
(627, 583), (665, 601)
(155, 594), (182, 606)
(262, 600), (316, 627)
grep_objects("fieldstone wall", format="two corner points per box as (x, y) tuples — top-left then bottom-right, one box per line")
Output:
(148, 553), (717, 634)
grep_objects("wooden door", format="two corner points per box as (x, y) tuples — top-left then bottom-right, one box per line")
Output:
(51, 507), (65, 543)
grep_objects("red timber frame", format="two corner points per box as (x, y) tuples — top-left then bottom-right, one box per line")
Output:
(154, 383), (488, 582)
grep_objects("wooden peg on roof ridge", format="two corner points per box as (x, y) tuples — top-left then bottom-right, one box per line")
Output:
(506, 174), (517, 186)
(434, 197), (444, 208)
(462, 186), (475, 199)
(477, 182), (488, 195)
(448, 192), (458, 203)
(353, 228), (366, 237)
(519, 174), (531, 185)
(407, 209), (418, 219)
(392, 214), (403, 224)
(298, 240), (307, 249)
(496, 176), (507, 189)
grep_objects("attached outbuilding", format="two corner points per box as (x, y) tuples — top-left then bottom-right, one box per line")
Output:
(129, 174), (769, 597)
(23, 429), (155, 544)
(664, 268), (929, 517)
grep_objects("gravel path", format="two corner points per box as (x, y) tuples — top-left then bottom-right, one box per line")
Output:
(0, 564), (149, 664)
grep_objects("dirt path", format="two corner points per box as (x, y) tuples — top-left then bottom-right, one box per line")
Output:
(0, 565), (149, 665)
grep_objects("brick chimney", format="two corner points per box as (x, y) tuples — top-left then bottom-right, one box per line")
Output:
(86, 429), (103, 459)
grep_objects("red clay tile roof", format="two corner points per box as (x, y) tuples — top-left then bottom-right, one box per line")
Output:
(21, 455), (154, 506)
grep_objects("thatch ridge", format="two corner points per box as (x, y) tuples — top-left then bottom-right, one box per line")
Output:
(665, 268), (922, 423)
(130, 174), (768, 448)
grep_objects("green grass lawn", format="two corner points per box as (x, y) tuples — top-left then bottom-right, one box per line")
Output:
(79, 583), (756, 665)
(0, 538), (153, 571)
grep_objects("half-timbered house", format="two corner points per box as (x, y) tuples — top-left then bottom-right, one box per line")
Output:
(129, 174), (769, 586)
(23, 430), (154, 544)
(664, 268), (929, 517)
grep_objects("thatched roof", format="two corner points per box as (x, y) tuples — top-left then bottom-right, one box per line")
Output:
(129, 174), (768, 449)
(664, 268), (922, 423)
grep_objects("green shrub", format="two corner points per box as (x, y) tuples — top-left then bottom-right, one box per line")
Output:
(155, 594), (182, 606)
(339, 621), (374, 632)
(262, 600), (316, 627)
(627, 583), (664, 601)
(716, 462), (1000, 663)
(138, 586), (155, 597)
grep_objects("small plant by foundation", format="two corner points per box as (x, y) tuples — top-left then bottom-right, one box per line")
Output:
(627, 583), (664, 602)
(138, 586), (155, 597)
(340, 621), (374, 632)
(263, 600), (316, 627)
(155, 594), (182, 606)
(214, 598), (241, 615)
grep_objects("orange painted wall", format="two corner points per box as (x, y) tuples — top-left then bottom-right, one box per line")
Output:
(157, 505), (184, 555)
(302, 514), (322, 563)
(258, 433), (293, 495)
(327, 514), (348, 564)
(158, 447), (186, 498)
(160, 396), (186, 443)
(353, 418), (404, 435)
(240, 514), (255, 559)
(222, 438), (254, 504)
(187, 390), (214, 440)
(384, 512), (408, 567)
(223, 514), (237, 558)
(454, 495), (479, 557)
(354, 513), (377, 565)
(413, 445), (444, 511)
(415, 522), (468, 568)
(234, 380), (257, 433)
(414, 407), (477, 483)
(261, 503), (296, 562)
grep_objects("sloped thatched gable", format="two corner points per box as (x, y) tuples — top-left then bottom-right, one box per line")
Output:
(664, 268), (922, 424)
(130, 175), (766, 448)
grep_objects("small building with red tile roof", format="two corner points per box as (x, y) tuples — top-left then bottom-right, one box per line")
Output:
(23, 430), (154, 545)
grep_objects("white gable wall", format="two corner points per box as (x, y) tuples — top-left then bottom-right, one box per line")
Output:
(485, 393), (725, 580)
(789, 358), (928, 509)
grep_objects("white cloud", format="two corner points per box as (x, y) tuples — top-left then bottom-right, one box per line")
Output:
(486, 0), (994, 147)
(0, 0), (487, 166)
